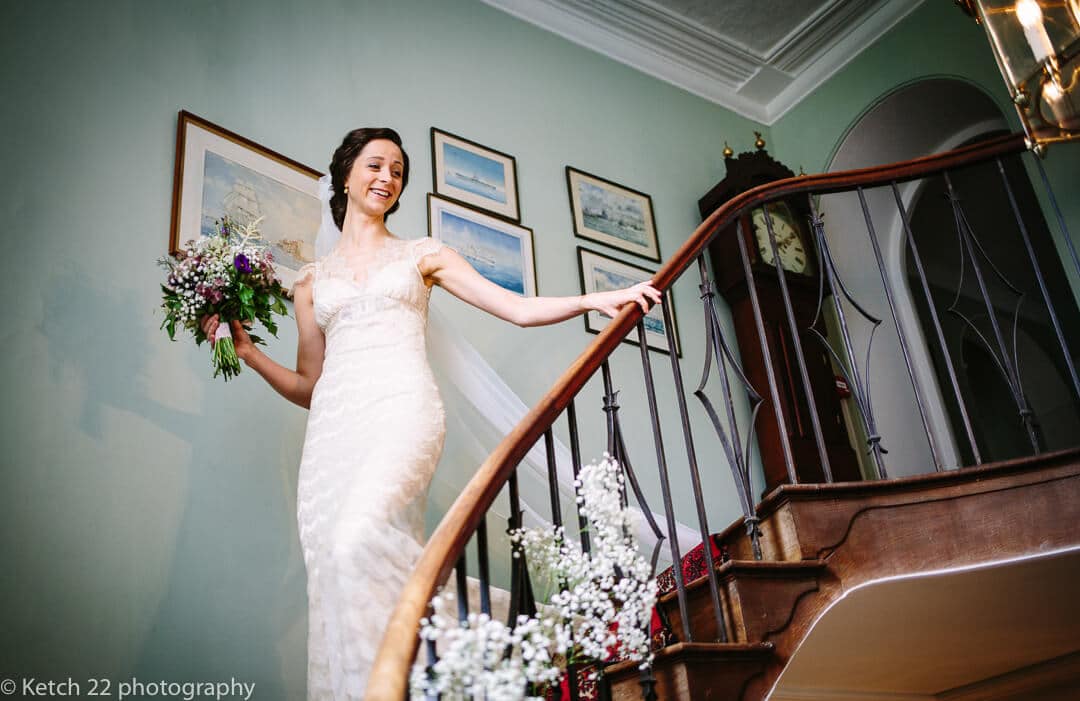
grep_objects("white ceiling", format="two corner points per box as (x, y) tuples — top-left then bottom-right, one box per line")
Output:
(481, 0), (926, 124)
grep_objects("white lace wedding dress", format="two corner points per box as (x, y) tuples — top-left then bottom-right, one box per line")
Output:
(295, 235), (446, 700)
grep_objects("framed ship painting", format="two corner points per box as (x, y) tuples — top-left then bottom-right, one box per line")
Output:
(170, 110), (322, 292)
(566, 166), (660, 262)
(577, 247), (679, 356)
(431, 127), (520, 222)
(427, 194), (536, 297)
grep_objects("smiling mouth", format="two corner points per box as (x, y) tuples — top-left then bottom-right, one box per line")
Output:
(370, 188), (392, 199)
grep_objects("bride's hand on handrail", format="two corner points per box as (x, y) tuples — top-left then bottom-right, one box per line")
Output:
(587, 281), (663, 318)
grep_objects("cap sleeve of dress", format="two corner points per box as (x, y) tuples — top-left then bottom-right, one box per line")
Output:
(412, 237), (444, 266)
(295, 261), (318, 287)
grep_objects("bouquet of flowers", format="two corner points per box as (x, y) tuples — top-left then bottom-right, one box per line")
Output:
(158, 216), (289, 380)
(411, 455), (657, 700)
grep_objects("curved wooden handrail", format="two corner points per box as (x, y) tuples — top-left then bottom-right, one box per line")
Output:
(364, 131), (1028, 699)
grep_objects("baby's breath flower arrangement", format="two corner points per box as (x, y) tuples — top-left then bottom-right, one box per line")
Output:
(158, 216), (288, 380)
(412, 455), (657, 700)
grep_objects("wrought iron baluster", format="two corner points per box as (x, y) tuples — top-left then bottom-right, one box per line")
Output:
(566, 398), (591, 554)
(635, 320), (692, 642)
(544, 429), (563, 528)
(891, 182), (982, 465)
(855, 188), (942, 470)
(805, 199), (888, 477)
(476, 514), (492, 616)
(455, 552), (468, 623)
(601, 361), (620, 462)
(600, 360), (666, 546)
(762, 202), (836, 481)
(944, 172), (1040, 453)
(734, 225), (797, 484)
(638, 665), (658, 701)
(694, 253), (765, 558)
(660, 285), (728, 640)
(506, 468), (537, 625)
(997, 158), (1080, 403)
(423, 638), (438, 701)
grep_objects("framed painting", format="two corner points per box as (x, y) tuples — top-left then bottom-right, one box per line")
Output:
(566, 167), (660, 262)
(431, 127), (520, 222)
(427, 195), (537, 297)
(577, 247), (679, 356)
(169, 110), (322, 292)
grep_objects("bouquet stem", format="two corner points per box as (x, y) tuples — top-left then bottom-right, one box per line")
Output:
(212, 322), (242, 381)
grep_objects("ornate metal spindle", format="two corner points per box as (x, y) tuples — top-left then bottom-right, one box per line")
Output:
(601, 361), (620, 459)
(806, 202), (888, 477)
(660, 288), (728, 640)
(854, 188), (943, 470)
(698, 271), (746, 476)
(695, 252), (765, 558)
(566, 398), (591, 554)
(891, 182), (983, 465)
(1032, 156), (1080, 283)
(423, 638), (438, 701)
(638, 665), (658, 701)
(455, 552), (468, 622)
(544, 429), (563, 527)
(734, 225), (798, 483)
(944, 172), (1040, 453)
(476, 515), (492, 616)
(997, 158), (1080, 402)
(762, 202), (836, 481)
(635, 320), (692, 642)
(506, 469), (537, 624)
(600, 360), (666, 543)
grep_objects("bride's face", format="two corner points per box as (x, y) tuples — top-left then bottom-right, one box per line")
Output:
(346, 139), (405, 218)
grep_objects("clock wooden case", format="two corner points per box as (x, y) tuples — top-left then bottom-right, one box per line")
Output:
(699, 147), (861, 495)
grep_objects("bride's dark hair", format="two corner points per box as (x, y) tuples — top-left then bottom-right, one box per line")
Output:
(329, 127), (410, 229)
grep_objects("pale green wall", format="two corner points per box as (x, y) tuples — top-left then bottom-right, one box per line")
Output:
(0, 0), (760, 695)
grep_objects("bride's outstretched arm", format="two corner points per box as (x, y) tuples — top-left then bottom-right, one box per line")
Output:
(201, 277), (325, 409)
(423, 246), (662, 328)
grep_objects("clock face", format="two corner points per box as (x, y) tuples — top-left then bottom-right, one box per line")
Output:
(752, 206), (812, 275)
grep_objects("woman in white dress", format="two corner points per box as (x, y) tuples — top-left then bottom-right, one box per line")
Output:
(202, 128), (660, 700)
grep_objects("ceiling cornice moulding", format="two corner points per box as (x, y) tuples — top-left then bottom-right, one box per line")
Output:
(482, 0), (927, 125)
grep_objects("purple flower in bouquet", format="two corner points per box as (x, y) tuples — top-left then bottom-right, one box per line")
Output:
(234, 253), (252, 274)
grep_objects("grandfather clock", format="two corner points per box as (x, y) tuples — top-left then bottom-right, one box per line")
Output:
(699, 141), (861, 494)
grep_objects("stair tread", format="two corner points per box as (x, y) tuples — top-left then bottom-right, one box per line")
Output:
(605, 641), (774, 676)
(657, 558), (826, 605)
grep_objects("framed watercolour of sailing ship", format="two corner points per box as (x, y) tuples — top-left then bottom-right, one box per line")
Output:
(566, 167), (660, 262)
(431, 127), (520, 222)
(169, 110), (322, 292)
(427, 194), (536, 297)
(577, 247), (679, 356)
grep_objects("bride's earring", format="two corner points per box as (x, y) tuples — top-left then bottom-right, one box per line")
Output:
(343, 185), (349, 194)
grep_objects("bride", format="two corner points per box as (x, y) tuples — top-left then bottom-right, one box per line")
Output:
(202, 127), (660, 700)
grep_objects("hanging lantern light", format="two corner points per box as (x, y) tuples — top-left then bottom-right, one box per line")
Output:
(957, 0), (1080, 153)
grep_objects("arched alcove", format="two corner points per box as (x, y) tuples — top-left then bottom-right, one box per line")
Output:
(816, 77), (1080, 471)
(817, 78), (1010, 474)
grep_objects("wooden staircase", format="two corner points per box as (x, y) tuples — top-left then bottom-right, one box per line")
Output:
(605, 448), (1080, 700)
(365, 133), (1080, 701)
